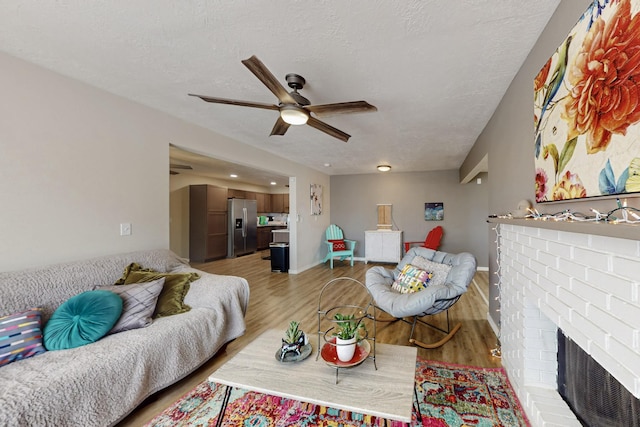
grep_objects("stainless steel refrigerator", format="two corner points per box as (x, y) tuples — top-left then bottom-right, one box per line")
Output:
(227, 199), (257, 258)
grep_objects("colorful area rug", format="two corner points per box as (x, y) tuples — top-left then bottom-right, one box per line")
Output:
(145, 359), (529, 426)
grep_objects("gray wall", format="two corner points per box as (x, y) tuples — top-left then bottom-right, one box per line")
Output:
(461, 0), (598, 329)
(330, 170), (489, 268)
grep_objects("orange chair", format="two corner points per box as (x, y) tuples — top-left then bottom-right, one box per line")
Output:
(404, 226), (443, 253)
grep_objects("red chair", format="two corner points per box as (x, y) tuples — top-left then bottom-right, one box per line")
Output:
(404, 226), (443, 253)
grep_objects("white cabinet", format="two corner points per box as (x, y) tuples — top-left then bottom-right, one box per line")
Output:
(365, 230), (403, 264)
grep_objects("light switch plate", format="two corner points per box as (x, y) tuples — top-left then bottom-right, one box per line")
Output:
(120, 223), (132, 236)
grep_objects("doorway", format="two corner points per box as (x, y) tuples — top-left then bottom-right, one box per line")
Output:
(168, 145), (292, 270)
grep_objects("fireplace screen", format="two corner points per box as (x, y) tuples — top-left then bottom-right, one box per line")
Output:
(557, 330), (639, 426)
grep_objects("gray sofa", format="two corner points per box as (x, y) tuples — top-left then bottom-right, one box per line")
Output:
(0, 249), (250, 427)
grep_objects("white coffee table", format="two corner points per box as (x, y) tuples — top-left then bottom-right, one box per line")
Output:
(209, 329), (418, 423)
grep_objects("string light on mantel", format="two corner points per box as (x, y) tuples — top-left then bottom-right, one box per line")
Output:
(490, 225), (502, 359)
(488, 197), (639, 359)
(522, 198), (640, 224)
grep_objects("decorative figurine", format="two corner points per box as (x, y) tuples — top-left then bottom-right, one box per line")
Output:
(280, 321), (307, 361)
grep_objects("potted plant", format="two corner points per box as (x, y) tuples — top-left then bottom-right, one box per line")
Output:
(333, 313), (366, 362)
(280, 321), (307, 361)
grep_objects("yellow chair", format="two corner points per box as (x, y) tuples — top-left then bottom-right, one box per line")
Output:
(322, 224), (356, 269)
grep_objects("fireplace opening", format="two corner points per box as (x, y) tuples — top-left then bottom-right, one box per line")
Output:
(557, 330), (640, 427)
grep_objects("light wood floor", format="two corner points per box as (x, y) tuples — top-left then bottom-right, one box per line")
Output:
(118, 251), (499, 426)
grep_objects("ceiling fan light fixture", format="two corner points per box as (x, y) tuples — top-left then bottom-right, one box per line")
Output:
(377, 164), (392, 172)
(280, 105), (309, 125)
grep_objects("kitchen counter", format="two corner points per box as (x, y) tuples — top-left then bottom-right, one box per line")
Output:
(272, 228), (289, 243)
(257, 225), (287, 249)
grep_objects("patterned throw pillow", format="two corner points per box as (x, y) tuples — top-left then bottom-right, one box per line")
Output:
(0, 308), (47, 366)
(410, 256), (452, 286)
(94, 278), (165, 334)
(329, 239), (347, 251)
(392, 264), (433, 294)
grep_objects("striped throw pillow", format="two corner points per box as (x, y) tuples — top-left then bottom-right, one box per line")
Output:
(0, 308), (47, 366)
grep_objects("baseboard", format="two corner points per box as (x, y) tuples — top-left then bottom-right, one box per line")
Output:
(487, 312), (500, 338)
(472, 278), (489, 306)
(477, 266), (488, 271)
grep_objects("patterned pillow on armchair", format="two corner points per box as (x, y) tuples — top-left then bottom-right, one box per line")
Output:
(328, 239), (347, 251)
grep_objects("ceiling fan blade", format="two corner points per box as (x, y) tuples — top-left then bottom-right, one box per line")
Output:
(306, 101), (377, 117)
(241, 56), (297, 105)
(270, 117), (291, 136)
(306, 116), (350, 142)
(189, 94), (279, 111)
(169, 164), (192, 170)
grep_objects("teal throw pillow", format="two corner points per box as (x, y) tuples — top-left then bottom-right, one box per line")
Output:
(43, 290), (123, 351)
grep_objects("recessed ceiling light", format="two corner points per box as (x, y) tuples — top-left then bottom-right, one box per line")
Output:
(377, 165), (392, 172)
(270, 181), (277, 185)
(230, 174), (238, 178)
(324, 163), (331, 167)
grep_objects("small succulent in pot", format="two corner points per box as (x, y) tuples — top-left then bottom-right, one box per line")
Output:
(280, 321), (307, 361)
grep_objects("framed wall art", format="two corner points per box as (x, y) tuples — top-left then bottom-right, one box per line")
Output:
(310, 184), (323, 215)
(534, 0), (640, 202)
(424, 202), (443, 221)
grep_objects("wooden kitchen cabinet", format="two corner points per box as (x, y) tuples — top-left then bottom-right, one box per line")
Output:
(227, 188), (246, 199)
(283, 193), (289, 213)
(257, 227), (271, 250)
(270, 193), (284, 212)
(256, 193), (264, 212)
(256, 192), (270, 212)
(190, 185), (228, 262)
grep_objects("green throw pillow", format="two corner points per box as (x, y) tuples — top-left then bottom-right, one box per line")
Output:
(117, 263), (199, 318)
(43, 290), (123, 350)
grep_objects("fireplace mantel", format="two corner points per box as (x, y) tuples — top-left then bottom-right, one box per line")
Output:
(488, 217), (640, 240)
(495, 222), (640, 426)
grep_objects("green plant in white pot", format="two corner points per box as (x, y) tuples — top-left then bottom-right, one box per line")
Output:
(333, 313), (366, 362)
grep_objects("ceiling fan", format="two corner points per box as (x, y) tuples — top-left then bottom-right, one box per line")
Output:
(169, 163), (192, 175)
(189, 55), (377, 142)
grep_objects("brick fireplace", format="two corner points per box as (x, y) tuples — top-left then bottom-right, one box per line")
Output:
(497, 222), (640, 426)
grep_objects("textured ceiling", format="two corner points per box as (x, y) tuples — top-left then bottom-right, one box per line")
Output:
(1, 1), (560, 181)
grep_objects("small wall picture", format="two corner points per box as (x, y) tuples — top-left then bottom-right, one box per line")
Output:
(310, 184), (323, 215)
(424, 202), (444, 221)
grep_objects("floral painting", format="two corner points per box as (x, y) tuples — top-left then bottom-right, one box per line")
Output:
(310, 184), (322, 215)
(534, 0), (640, 202)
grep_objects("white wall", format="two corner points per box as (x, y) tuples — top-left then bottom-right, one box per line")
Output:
(1, 52), (168, 271)
(1, 52), (329, 272)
